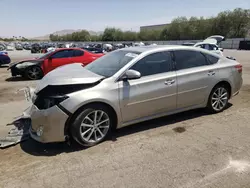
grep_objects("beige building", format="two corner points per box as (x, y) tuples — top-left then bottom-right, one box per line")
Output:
(140, 23), (170, 32)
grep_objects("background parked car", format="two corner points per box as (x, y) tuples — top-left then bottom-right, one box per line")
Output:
(31, 43), (41, 53)
(194, 42), (223, 55)
(8, 48), (104, 80)
(82, 47), (104, 54)
(15, 43), (23, 50)
(0, 43), (6, 51)
(6, 43), (15, 51)
(23, 44), (32, 50)
(0, 51), (11, 66)
(182, 42), (196, 46)
(238, 40), (250, 50)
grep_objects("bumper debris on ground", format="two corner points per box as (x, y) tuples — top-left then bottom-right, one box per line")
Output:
(0, 118), (31, 148)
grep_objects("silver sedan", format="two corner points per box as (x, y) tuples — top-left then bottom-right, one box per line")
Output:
(24, 45), (243, 146)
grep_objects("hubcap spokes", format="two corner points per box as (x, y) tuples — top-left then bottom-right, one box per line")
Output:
(28, 67), (39, 79)
(211, 87), (228, 111)
(80, 110), (110, 143)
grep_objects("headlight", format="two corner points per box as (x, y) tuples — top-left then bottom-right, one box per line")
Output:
(34, 95), (69, 110)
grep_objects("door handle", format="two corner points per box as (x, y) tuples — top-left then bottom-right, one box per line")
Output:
(208, 71), (215, 76)
(164, 79), (175, 85)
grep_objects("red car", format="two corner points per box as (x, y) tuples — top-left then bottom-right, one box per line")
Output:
(8, 48), (104, 80)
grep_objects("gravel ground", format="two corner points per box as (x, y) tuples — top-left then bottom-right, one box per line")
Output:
(0, 50), (250, 188)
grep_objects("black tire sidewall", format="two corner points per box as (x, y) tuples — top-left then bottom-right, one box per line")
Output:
(207, 85), (229, 113)
(70, 104), (113, 147)
(25, 66), (43, 80)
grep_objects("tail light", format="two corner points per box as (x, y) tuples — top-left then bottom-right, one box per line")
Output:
(234, 64), (242, 73)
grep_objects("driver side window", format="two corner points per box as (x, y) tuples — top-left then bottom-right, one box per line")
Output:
(130, 51), (173, 77)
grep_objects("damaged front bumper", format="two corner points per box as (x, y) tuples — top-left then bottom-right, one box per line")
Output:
(0, 87), (69, 148)
(22, 87), (69, 143)
(28, 104), (68, 143)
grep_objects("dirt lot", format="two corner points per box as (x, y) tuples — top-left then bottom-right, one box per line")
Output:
(0, 50), (250, 188)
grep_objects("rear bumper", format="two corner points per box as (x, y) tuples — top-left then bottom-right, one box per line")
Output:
(0, 58), (11, 65)
(232, 91), (239, 97)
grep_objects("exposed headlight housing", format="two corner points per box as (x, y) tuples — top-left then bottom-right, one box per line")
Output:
(34, 95), (69, 110)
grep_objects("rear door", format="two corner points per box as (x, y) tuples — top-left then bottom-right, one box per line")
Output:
(46, 49), (74, 72)
(71, 49), (85, 63)
(173, 50), (220, 109)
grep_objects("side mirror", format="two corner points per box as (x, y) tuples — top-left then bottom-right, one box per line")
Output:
(48, 56), (53, 60)
(122, 69), (141, 81)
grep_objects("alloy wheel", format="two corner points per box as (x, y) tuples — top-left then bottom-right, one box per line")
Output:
(211, 87), (228, 111)
(27, 67), (41, 80)
(79, 110), (110, 143)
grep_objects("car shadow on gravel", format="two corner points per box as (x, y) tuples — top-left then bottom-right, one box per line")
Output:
(5, 76), (30, 82)
(20, 104), (232, 156)
(112, 104), (232, 140)
(0, 65), (9, 68)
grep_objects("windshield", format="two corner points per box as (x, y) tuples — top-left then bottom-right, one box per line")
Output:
(85, 50), (141, 77)
(38, 51), (54, 59)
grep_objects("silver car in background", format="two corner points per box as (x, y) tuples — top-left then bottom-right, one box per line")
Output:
(24, 45), (243, 146)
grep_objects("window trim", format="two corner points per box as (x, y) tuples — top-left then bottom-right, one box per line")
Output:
(172, 49), (213, 71)
(51, 49), (74, 59)
(202, 53), (219, 65)
(117, 51), (175, 81)
(73, 49), (84, 57)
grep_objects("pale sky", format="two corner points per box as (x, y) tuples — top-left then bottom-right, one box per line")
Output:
(1, 0), (250, 37)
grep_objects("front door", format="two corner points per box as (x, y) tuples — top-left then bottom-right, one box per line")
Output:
(119, 51), (177, 123)
(45, 49), (74, 73)
(173, 50), (220, 109)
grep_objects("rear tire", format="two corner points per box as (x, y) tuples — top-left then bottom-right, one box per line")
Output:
(25, 66), (43, 80)
(70, 104), (114, 147)
(206, 84), (229, 113)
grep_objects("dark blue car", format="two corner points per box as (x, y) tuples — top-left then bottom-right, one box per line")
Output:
(0, 51), (11, 65)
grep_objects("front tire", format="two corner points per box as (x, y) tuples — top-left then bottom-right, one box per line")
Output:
(25, 66), (43, 80)
(207, 85), (229, 113)
(70, 104), (113, 147)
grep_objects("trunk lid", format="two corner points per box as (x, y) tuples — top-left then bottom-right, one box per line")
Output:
(203, 35), (225, 45)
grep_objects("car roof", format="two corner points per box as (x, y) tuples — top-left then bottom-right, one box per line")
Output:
(118, 45), (206, 53)
(119, 45), (223, 59)
(55, 47), (83, 51)
(195, 42), (217, 46)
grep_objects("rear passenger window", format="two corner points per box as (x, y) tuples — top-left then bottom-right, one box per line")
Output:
(74, 50), (84, 57)
(131, 51), (173, 77)
(174, 50), (209, 70)
(204, 54), (219, 64)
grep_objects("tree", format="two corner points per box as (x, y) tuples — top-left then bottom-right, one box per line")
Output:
(122, 31), (138, 41)
(102, 28), (117, 41)
(48, 8), (250, 42)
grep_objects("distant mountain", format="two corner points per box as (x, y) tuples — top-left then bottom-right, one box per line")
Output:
(31, 29), (103, 40)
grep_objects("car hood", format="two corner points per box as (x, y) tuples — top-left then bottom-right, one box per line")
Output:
(203, 35), (225, 45)
(35, 63), (105, 93)
(8, 58), (42, 69)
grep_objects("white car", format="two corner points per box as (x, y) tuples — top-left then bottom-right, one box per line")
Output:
(194, 35), (225, 56)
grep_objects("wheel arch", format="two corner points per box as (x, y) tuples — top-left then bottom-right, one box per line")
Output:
(212, 80), (232, 98)
(64, 101), (118, 136)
